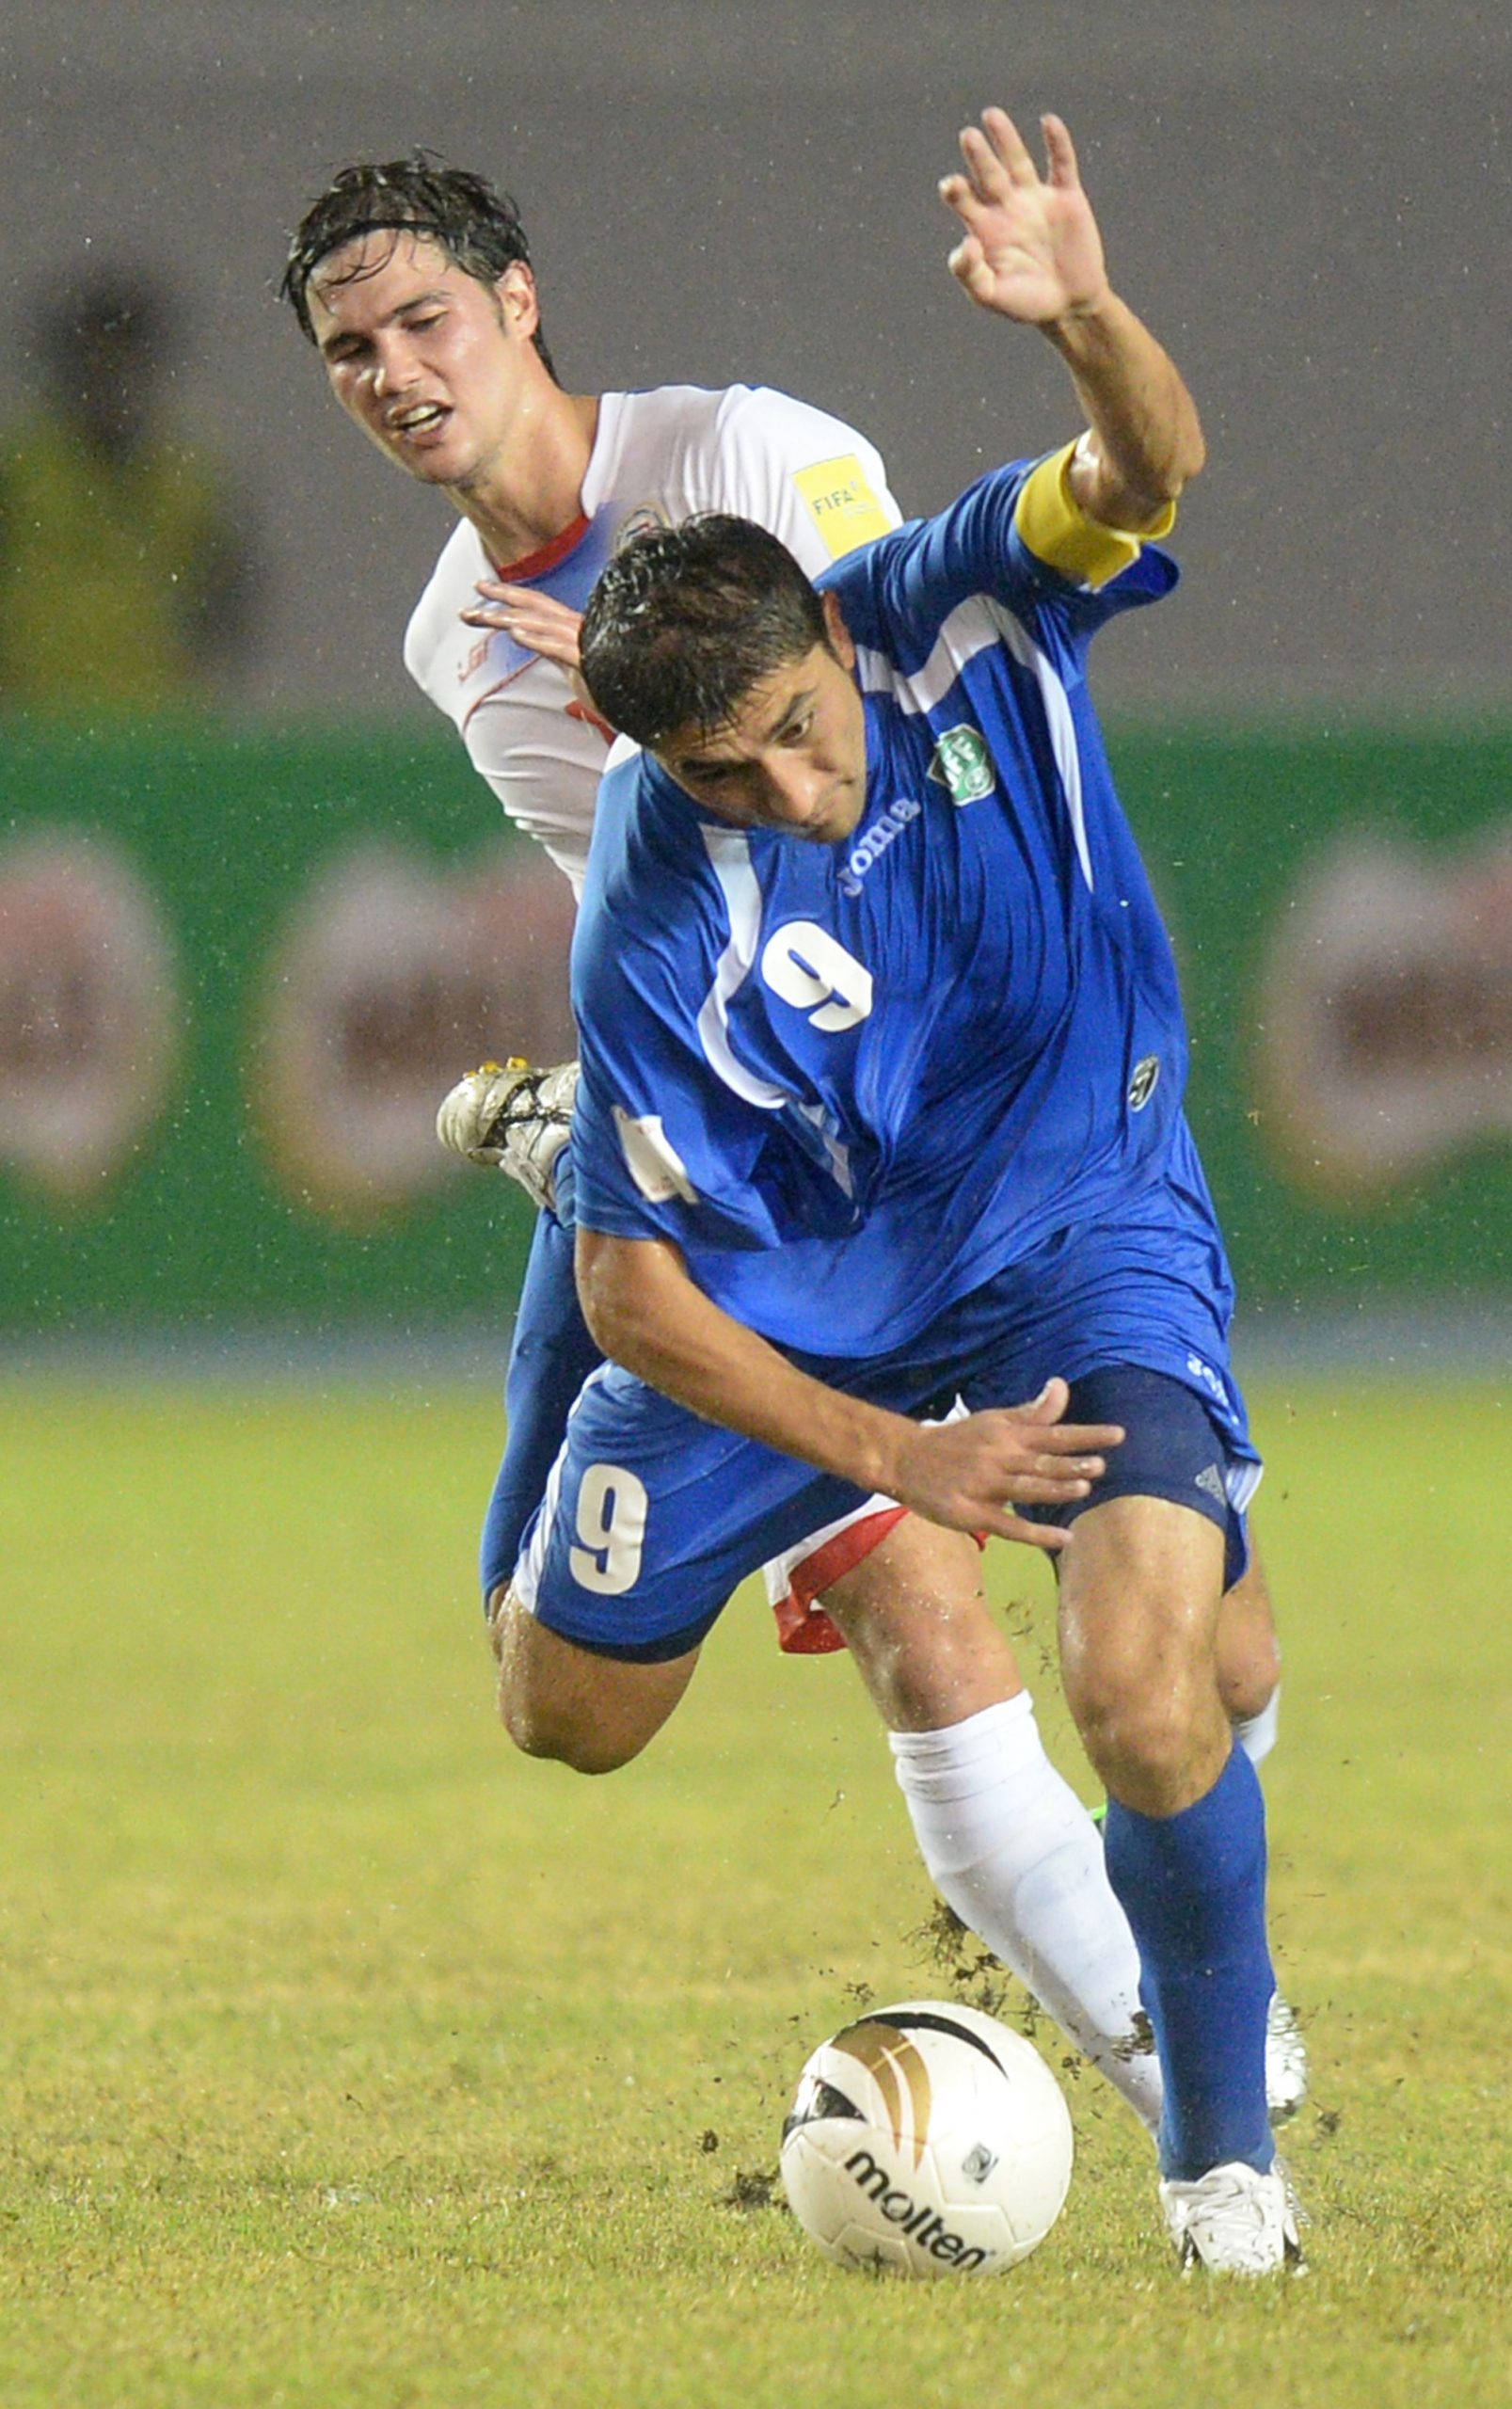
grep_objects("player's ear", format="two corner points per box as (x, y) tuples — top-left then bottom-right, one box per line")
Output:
(495, 261), (540, 340)
(820, 588), (856, 672)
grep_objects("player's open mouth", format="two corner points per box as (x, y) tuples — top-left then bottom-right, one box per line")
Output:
(390, 403), (451, 443)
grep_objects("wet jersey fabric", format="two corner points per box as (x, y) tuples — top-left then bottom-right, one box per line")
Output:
(405, 383), (899, 892)
(570, 453), (1201, 1362)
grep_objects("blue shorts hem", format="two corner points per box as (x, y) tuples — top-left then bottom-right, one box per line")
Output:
(1032, 1364), (1253, 1591)
(527, 1602), (720, 1664)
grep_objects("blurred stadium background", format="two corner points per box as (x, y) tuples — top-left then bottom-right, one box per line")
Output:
(2, 8), (1509, 2399)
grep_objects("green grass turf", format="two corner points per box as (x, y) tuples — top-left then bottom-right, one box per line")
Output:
(1, 1378), (1508, 2407)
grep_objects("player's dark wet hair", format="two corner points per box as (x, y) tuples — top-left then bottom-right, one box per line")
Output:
(580, 516), (833, 750)
(280, 153), (556, 376)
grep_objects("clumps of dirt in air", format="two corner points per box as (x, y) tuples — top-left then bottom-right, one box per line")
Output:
(909, 1897), (1031, 2031)
(721, 2166), (786, 2212)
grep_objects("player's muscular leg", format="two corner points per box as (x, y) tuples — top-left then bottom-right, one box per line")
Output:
(1214, 1546), (1282, 1725)
(488, 1584), (699, 1775)
(820, 1517), (1025, 1731)
(1057, 1496), (1230, 1817)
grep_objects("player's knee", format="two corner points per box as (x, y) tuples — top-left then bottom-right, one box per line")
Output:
(490, 1587), (668, 1775)
(494, 1657), (651, 1774)
(1066, 1646), (1210, 1789)
(497, 1683), (645, 1777)
(826, 1536), (1018, 1730)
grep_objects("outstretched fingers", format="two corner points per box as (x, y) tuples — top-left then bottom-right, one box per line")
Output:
(461, 582), (585, 669)
(945, 230), (994, 304)
(1040, 111), (1081, 190)
(983, 1413), (1124, 1501)
(988, 1512), (1073, 1554)
(970, 107), (1040, 192)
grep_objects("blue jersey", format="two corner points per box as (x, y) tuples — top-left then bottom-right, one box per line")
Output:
(571, 451), (1198, 1359)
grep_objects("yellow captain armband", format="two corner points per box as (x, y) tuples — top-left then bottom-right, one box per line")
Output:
(1014, 439), (1176, 589)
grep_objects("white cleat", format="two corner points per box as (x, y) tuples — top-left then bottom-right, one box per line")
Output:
(1160, 2160), (1306, 2276)
(1265, 1993), (1310, 2123)
(435, 1058), (579, 1215)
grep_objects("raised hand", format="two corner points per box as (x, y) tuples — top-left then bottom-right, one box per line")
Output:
(887, 1378), (1123, 1551)
(940, 108), (1109, 327)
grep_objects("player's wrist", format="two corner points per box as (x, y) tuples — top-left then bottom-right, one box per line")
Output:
(836, 1398), (917, 1502)
(1040, 283), (1121, 351)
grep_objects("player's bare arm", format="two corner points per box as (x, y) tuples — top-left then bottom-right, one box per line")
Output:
(575, 1224), (1122, 1548)
(941, 106), (1204, 531)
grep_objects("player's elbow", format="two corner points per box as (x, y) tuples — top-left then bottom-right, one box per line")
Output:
(1119, 427), (1205, 525)
(1122, 412), (1206, 522)
(1170, 416), (1206, 495)
(574, 1248), (623, 1360)
(573, 1226), (649, 1368)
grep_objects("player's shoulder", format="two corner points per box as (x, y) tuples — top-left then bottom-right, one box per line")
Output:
(591, 382), (737, 487)
(819, 455), (1051, 656)
(403, 517), (491, 696)
(710, 381), (893, 487)
(581, 754), (712, 921)
(576, 758), (723, 1001)
(611, 378), (877, 473)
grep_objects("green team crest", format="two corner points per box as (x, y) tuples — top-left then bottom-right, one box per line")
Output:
(928, 725), (995, 806)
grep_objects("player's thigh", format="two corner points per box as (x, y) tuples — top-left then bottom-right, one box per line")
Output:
(491, 1587), (699, 1775)
(1058, 1491), (1227, 1708)
(1057, 1492), (1231, 1808)
(821, 1517), (1026, 1733)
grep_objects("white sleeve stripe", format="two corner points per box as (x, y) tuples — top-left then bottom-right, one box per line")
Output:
(694, 826), (790, 1109)
(853, 594), (1002, 715)
(855, 593), (1093, 895)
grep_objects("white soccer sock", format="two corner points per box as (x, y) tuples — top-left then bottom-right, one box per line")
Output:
(1233, 1686), (1281, 1769)
(890, 1693), (1164, 2132)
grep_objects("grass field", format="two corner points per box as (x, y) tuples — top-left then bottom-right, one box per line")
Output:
(2, 1376), (1508, 2407)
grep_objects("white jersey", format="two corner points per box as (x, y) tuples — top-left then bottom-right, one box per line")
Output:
(404, 383), (900, 893)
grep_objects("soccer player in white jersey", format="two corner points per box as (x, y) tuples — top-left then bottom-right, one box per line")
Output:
(281, 157), (912, 1654)
(279, 130), (1303, 2172)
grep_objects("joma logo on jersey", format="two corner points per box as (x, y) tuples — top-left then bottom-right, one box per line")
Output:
(1186, 1353), (1229, 1406)
(928, 726), (995, 806)
(837, 796), (921, 898)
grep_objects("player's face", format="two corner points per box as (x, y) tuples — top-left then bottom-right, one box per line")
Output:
(657, 597), (867, 842)
(308, 232), (544, 490)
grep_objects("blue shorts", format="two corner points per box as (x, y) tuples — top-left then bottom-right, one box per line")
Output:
(1032, 1364), (1256, 1592)
(513, 1174), (1261, 1662)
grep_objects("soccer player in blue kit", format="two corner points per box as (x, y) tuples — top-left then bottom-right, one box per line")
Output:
(492, 107), (1307, 2275)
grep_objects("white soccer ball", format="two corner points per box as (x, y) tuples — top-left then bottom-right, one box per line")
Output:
(779, 1999), (1073, 2277)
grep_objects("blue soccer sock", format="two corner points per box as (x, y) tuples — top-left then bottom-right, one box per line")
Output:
(1103, 1743), (1274, 2180)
